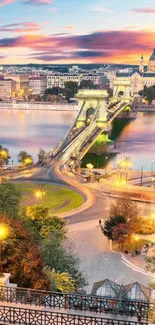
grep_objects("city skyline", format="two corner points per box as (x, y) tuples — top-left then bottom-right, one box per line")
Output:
(0, 0), (155, 64)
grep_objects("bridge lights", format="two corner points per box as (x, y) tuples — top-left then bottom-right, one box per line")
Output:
(86, 163), (94, 176)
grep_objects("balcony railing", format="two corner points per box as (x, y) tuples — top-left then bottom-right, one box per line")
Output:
(0, 305), (149, 325)
(0, 286), (152, 322)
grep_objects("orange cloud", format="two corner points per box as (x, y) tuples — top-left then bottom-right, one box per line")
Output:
(65, 25), (74, 29)
(0, 29), (155, 64)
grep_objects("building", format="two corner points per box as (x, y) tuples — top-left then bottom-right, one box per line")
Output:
(29, 76), (47, 95)
(4, 73), (29, 94)
(111, 49), (155, 96)
(47, 73), (100, 89)
(148, 48), (155, 72)
(91, 279), (150, 302)
(0, 76), (16, 100)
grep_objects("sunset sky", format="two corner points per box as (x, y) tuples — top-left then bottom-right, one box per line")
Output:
(0, 0), (155, 64)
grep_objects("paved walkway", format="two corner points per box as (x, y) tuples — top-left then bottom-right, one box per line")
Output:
(68, 222), (155, 293)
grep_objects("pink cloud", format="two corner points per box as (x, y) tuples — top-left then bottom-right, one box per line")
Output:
(0, 21), (47, 32)
(133, 8), (155, 14)
(0, 0), (15, 6)
(0, 29), (154, 63)
(24, 0), (52, 5)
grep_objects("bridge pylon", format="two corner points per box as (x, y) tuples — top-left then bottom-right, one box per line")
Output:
(76, 89), (109, 127)
(112, 80), (131, 103)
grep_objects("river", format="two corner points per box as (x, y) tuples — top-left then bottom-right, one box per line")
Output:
(0, 110), (155, 170)
(0, 109), (76, 163)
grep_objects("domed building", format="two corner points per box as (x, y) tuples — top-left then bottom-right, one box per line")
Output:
(111, 49), (155, 96)
(148, 48), (155, 72)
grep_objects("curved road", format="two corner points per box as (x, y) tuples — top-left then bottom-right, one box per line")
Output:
(16, 163), (155, 293)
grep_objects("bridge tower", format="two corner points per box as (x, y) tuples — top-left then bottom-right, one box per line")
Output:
(76, 89), (109, 127)
(113, 80), (131, 102)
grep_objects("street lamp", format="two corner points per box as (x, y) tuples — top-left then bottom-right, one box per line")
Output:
(33, 188), (46, 201)
(86, 163), (94, 174)
(0, 223), (10, 276)
(134, 235), (140, 252)
(24, 157), (33, 166)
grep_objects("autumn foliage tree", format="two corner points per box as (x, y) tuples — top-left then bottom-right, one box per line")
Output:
(1, 214), (50, 290)
(103, 196), (139, 245)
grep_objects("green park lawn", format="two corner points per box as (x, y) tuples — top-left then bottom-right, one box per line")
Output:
(15, 182), (83, 213)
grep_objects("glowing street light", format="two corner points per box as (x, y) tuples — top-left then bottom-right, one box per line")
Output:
(86, 163), (94, 170)
(24, 157), (33, 166)
(33, 188), (46, 201)
(0, 151), (8, 159)
(134, 235), (140, 251)
(0, 223), (10, 276)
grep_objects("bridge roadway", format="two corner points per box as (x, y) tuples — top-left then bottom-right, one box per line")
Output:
(49, 99), (132, 163)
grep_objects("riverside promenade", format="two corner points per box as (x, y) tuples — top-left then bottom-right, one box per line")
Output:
(0, 101), (78, 111)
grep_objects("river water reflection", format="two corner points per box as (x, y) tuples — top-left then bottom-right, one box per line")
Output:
(82, 112), (155, 171)
(0, 110), (155, 170)
(0, 109), (76, 163)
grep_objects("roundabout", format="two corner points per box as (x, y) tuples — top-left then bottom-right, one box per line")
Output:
(15, 182), (83, 214)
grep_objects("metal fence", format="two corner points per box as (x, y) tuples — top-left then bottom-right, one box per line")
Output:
(0, 286), (152, 321)
(0, 305), (149, 325)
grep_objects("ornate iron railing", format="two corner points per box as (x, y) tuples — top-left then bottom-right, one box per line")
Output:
(0, 305), (149, 325)
(0, 286), (152, 322)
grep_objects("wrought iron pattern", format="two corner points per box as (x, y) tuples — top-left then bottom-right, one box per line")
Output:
(0, 305), (149, 325)
(0, 286), (152, 321)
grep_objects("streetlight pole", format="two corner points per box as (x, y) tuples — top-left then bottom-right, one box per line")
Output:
(141, 166), (143, 186)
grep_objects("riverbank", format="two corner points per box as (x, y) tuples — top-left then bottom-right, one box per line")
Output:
(0, 102), (78, 111)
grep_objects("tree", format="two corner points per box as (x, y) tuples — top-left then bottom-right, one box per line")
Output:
(146, 86), (155, 105)
(110, 196), (138, 223)
(112, 223), (131, 250)
(38, 148), (46, 163)
(0, 180), (21, 219)
(63, 81), (78, 101)
(48, 269), (76, 293)
(45, 87), (62, 96)
(20, 206), (86, 290)
(20, 205), (67, 240)
(0, 145), (10, 168)
(79, 80), (97, 89)
(103, 215), (126, 240)
(42, 234), (87, 289)
(1, 214), (50, 290)
(63, 88), (73, 102)
(18, 151), (33, 165)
